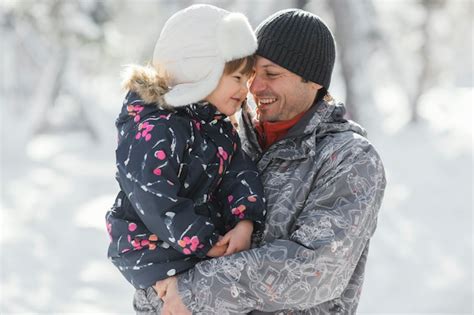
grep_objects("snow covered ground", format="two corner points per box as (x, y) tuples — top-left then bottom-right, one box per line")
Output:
(358, 88), (473, 314)
(1, 82), (471, 313)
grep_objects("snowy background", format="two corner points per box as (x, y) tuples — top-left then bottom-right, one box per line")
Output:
(1, 0), (472, 314)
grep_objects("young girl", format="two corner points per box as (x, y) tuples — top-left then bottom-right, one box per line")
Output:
(105, 4), (266, 290)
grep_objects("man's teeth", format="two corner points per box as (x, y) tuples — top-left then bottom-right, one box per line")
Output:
(259, 98), (277, 105)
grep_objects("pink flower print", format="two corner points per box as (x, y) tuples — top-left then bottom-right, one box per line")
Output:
(131, 238), (143, 250)
(155, 150), (166, 160)
(148, 234), (159, 250)
(128, 222), (137, 232)
(189, 236), (200, 252)
(227, 195), (234, 203)
(231, 204), (247, 219)
(178, 237), (191, 253)
(247, 195), (257, 202)
(153, 168), (162, 176)
(193, 120), (201, 131)
(178, 236), (203, 255)
(218, 157), (224, 175)
(129, 235), (159, 251)
(178, 237), (188, 247)
(127, 105), (144, 122)
(218, 147), (228, 160)
(135, 122), (154, 141)
(183, 248), (191, 255)
(216, 147), (228, 175)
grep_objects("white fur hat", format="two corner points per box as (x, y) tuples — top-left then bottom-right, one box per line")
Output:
(152, 4), (257, 107)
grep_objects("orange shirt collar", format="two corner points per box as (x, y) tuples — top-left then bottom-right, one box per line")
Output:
(255, 110), (307, 150)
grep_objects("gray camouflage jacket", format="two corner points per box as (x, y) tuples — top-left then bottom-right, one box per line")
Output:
(135, 100), (386, 314)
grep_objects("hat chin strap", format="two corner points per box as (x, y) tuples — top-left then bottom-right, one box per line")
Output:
(217, 12), (258, 61)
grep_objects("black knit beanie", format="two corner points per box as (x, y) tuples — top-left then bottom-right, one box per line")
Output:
(256, 9), (336, 88)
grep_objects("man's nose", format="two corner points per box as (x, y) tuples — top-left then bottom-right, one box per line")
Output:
(249, 75), (266, 95)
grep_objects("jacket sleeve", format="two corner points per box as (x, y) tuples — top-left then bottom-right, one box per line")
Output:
(117, 117), (219, 258)
(215, 141), (266, 231)
(175, 138), (386, 313)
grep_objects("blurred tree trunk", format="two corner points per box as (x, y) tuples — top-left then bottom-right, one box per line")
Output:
(17, 0), (110, 140)
(328, 0), (379, 124)
(28, 49), (67, 136)
(410, 0), (446, 123)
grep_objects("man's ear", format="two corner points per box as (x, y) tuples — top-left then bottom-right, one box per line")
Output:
(309, 82), (323, 91)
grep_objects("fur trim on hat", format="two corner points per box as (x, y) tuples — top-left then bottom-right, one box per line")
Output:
(217, 12), (257, 61)
(121, 65), (173, 110)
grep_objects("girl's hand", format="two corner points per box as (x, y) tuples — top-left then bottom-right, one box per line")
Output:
(205, 235), (227, 257)
(216, 220), (253, 255)
(206, 242), (228, 257)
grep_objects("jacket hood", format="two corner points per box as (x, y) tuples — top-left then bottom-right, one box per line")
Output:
(121, 65), (171, 109)
(293, 99), (367, 139)
(116, 65), (174, 127)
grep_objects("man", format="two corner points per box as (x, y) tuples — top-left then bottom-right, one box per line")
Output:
(135, 8), (386, 315)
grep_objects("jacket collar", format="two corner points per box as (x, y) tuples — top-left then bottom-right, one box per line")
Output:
(259, 102), (324, 163)
(240, 98), (363, 169)
(240, 100), (329, 161)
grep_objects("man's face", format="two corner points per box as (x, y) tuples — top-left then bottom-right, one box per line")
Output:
(249, 56), (321, 122)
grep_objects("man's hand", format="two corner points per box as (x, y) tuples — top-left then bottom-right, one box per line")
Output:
(153, 277), (174, 298)
(161, 277), (191, 315)
(216, 220), (253, 255)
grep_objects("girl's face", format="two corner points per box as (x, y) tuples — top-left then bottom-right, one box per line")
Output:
(205, 64), (250, 116)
